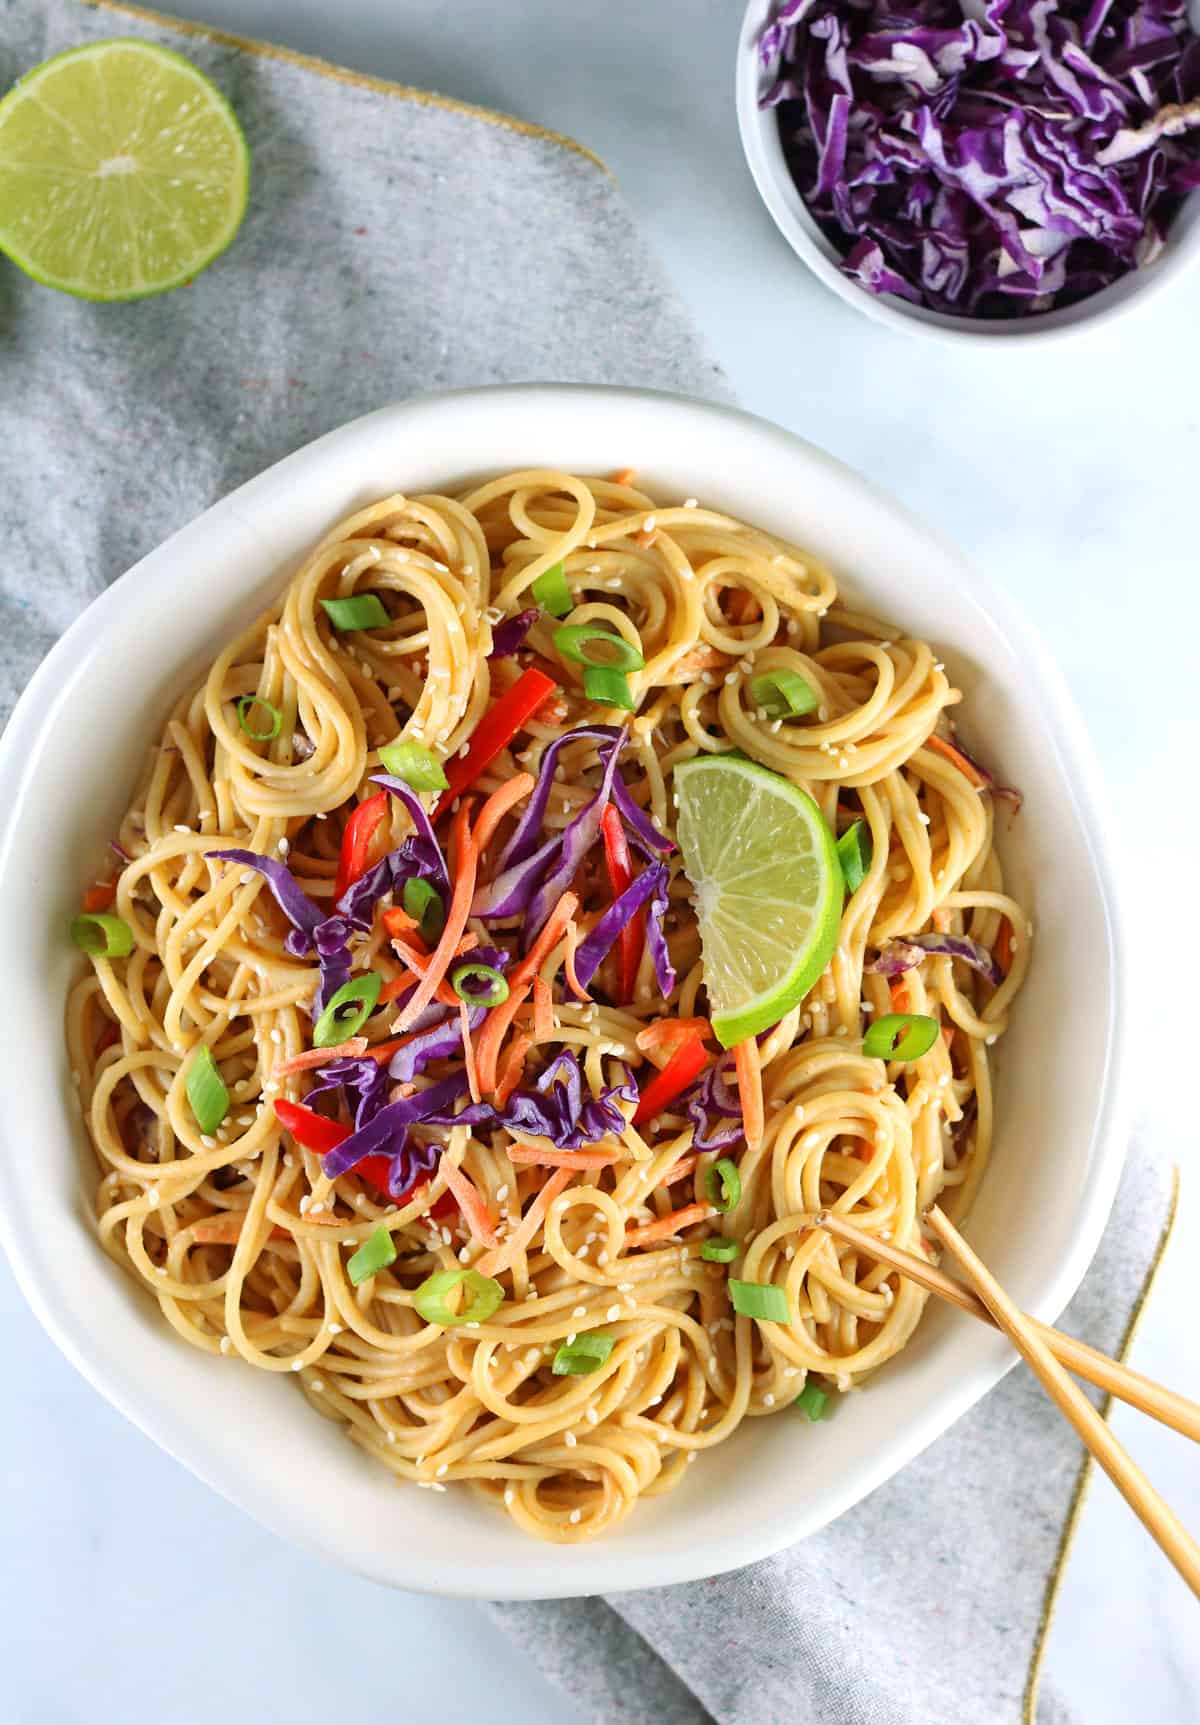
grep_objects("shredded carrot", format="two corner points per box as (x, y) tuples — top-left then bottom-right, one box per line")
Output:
(635, 527), (659, 549)
(381, 906), (420, 939)
(460, 999), (481, 1104)
(942, 1023), (957, 1051)
(472, 772), (535, 853)
(889, 978), (910, 1013)
(365, 1031), (420, 1064)
(532, 976), (554, 1043)
(475, 1166), (572, 1276)
(380, 960), (459, 1010)
(931, 907), (951, 933)
(925, 732), (989, 789)
(562, 916), (590, 1002)
(82, 880), (116, 913)
(726, 589), (757, 625)
(273, 1038), (367, 1076)
(996, 917), (1014, 977)
(659, 1152), (700, 1187)
(636, 1017), (713, 1068)
(625, 1202), (711, 1248)
(440, 1160), (498, 1247)
(393, 804), (479, 1031)
(734, 1036), (765, 1150)
(507, 1144), (620, 1170)
(494, 1033), (533, 1108)
(476, 892), (581, 1093)
(611, 467), (637, 486)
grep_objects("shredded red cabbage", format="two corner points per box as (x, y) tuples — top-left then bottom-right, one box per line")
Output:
(488, 608), (539, 659)
(572, 864), (670, 992)
(523, 730), (625, 943)
(498, 1051), (637, 1149)
(210, 848), (322, 943)
(868, 930), (1004, 984)
(759, 0), (1200, 316)
(683, 1056), (745, 1151)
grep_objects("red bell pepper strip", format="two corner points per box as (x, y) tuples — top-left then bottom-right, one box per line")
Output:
(333, 790), (388, 902)
(274, 1098), (352, 1156)
(600, 804), (642, 1003)
(632, 1033), (709, 1126)
(432, 668), (557, 822)
(273, 1098), (454, 1214)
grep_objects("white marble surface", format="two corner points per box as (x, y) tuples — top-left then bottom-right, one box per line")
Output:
(4, 1), (1199, 1720)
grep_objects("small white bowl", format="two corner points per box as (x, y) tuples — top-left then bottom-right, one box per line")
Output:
(736, 0), (1200, 345)
(0, 386), (1129, 1598)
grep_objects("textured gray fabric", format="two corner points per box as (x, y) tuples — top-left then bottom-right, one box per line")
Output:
(0, 0), (727, 727)
(0, 8), (1175, 1725)
(490, 1147), (1176, 1725)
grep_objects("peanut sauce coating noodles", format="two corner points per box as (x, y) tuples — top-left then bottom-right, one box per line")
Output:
(68, 469), (1029, 1544)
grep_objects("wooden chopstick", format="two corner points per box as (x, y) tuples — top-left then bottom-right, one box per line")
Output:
(817, 1210), (1200, 1443)
(923, 1204), (1200, 1602)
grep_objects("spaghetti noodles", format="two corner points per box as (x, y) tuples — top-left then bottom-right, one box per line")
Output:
(68, 470), (1029, 1543)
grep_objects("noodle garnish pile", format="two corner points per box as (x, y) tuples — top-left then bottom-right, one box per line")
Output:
(68, 470), (1029, 1543)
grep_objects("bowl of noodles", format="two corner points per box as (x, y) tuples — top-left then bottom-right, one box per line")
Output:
(0, 386), (1128, 1597)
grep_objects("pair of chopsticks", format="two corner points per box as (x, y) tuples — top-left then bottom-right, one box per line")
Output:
(814, 1207), (1200, 1599)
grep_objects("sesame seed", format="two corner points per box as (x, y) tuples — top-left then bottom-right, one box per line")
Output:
(435, 1463), (449, 1477)
(270, 1028), (283, 1045)
(763, 1392), (776, 1407)
(569, 1509), (582, 1525)
(291, 1359), (303, 1372)
(311, 1378), (324, 1392)
(643, 516), (656, 532)
(327, 1323), (343, 1335)
(220, 1336), (232, 1355)
(585, 1407), (599, 1425)
(606, 1304), (621, 1321)
(239, 870), (256, 885)
(566, 1333), (577, 1346)
(986, 1034), (998, 1046)
(173, 824), (191, 835)
(277, 838), (289, 856)
(504, 1487), (515, 1506)
(496, 1184), (509, 1202)
(683, 498), (698, 508)
(565, 1431), (577, 1448)
(200, 1134), (216, 1149)
(572, 1305), (587, 1318)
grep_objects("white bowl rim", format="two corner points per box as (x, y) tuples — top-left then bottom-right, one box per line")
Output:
(735, 0), (1200, 347)
(0, 384), (1130, 1597)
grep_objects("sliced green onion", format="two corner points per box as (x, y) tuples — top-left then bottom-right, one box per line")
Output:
(347, 1226), (397, 1286)
(795, 1382), (830, 1420)
(706, 1157), (742, 1214)
(862, 1012), (939, 1062)
(583, 664), (636, 711)
(321, 593), (391, 632)
(748, 668), (818, 718)
(700, 1236), (740, 1263)
(412, 1267), (505, 1326)
(729, 1279), (790, 1323)
(450, 961), (509, 1007)
(837, 819), (872, 894)
(403, 876), (445, 943)
(70, 912), (134, 959)
(377, 738), (449, 792)
(235, 695), (283, 741)
(553, 624), (645, 672)
(185, 1045), (229, 1135)
(313, 971), (382, 1047)
(551, 1332), (615, 1375)
(531, 561), (572, 617)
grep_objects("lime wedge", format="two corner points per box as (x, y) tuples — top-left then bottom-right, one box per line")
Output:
(0, 40), (249, 300)
(674, 755), (842, 1048)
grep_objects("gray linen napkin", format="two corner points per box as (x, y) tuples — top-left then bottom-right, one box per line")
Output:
(0, 8), (1177, 1725)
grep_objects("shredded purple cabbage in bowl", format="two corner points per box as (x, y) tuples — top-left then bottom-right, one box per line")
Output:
(758, 0), (1200, 317)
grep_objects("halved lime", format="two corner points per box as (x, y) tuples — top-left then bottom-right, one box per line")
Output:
(674, 755), (842, 1048)
(0, 40), (249, 300)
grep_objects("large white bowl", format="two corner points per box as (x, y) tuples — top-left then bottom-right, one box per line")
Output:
(0, 386), (1128, 1598)
(736, 0), (1200, 345)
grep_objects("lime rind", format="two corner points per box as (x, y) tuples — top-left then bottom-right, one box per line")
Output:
(0, 39), (249, 301)
(674, 754), (842, 1048)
